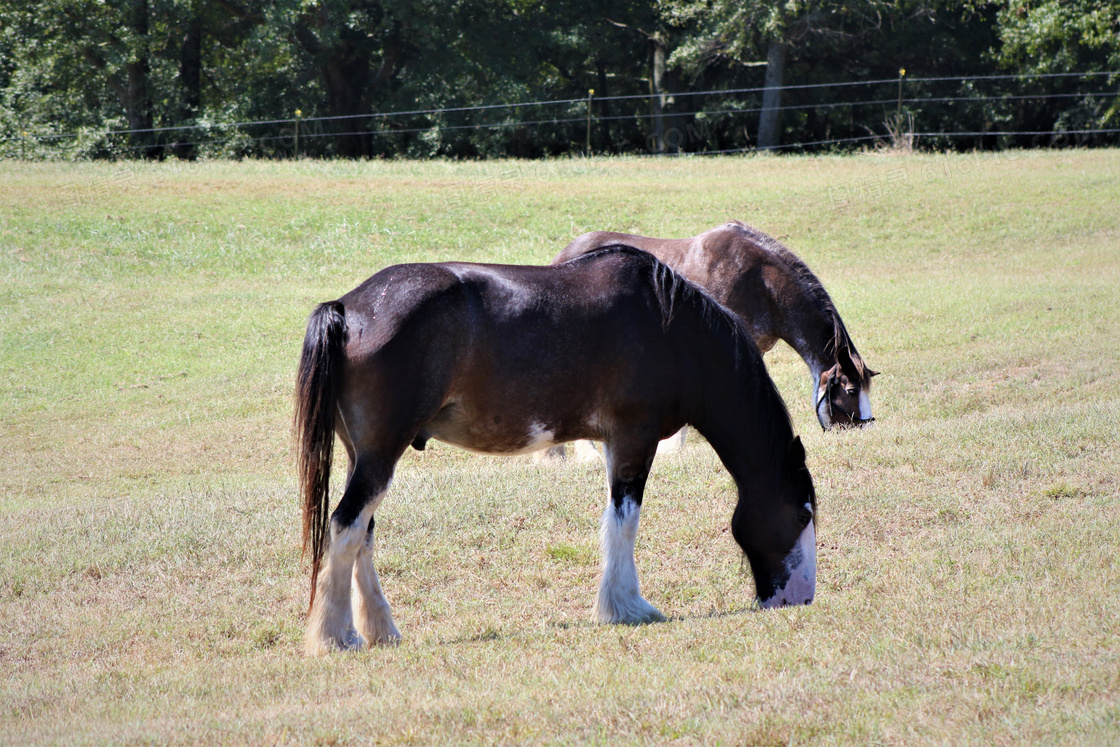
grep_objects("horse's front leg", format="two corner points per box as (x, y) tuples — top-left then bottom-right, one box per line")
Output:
(593, 438), (664, 625)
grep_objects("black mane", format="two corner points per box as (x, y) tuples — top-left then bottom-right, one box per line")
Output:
(727, 221), (871, 386)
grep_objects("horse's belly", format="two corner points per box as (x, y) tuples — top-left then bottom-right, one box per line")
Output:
(425, 404), (578, 455)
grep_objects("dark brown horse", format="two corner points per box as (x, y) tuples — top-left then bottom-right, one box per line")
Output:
(553, 220), (878, 430)
(295, 246), (816, 655)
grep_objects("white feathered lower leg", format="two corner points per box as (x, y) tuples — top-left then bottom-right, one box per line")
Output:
(304, 506), (373, 656)
(353, 532), (401, 646)
(593, 496), (664, 624)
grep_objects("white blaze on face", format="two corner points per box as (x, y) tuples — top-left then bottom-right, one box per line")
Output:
(760, 504), (817, 609)
(858, 390), (873, 422)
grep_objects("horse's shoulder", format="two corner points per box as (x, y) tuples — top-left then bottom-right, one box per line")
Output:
(554, 231), (636, 264)
(576, 230), (631, 243)
(713, 219), (750, 233)
(697, 222), (774, 266)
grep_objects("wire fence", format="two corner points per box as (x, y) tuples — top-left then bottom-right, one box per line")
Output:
(5, 70), (1119, 159)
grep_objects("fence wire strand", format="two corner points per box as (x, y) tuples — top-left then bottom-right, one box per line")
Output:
(7, 70), (1119, 155)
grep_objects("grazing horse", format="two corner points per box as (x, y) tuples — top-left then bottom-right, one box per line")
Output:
(553, 220), (878, 430)
(295, 246), (817, 656)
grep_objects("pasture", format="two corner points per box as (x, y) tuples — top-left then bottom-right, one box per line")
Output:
(2, 151), (1118, 744)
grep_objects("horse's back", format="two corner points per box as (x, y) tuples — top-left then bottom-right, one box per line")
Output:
(555, 230), (697, 268)
(556, 222), (779, 282)
(338, 251), (665, 354)
(331, 250), (695, 455)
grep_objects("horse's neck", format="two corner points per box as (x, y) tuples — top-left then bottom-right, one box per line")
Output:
(687, 350), (790, 487)
(705, 227), (840, 383)
(776, 295), (838, 383)
(694, 407), (787, 494)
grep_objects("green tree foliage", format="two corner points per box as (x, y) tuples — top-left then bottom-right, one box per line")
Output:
(997, 0), (1120, 72)
(995, 0), (1120, 129)
(0, 0), (1116, 158)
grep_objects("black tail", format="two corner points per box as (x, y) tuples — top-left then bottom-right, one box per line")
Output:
(294, 301), (347, 613)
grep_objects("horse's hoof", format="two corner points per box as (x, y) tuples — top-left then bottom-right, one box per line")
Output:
(342, 629), (367, 651)
(627, 608), (666, 625)
(369, 630), (402, 647)
(303, 628), (366, 657)
(593, 599), (666, 625)
(356, 609), (402, 647)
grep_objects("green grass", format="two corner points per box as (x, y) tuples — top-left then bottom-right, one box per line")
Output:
(2, 151), (1119, 744)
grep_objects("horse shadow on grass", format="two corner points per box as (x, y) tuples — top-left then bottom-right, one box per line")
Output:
(436, 605), (762, 647)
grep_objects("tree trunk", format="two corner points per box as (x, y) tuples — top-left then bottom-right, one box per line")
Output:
(176, 11), (203, 159)
(650, 34), (668, 154)
(125, 0), (158, 158)
(596, 58), (610, 152)
(757, 39), (788, 151)
(295, 14), (391, 158)
(323, 52), (373, 158)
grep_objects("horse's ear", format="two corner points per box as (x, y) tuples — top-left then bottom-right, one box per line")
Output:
(784, 435), (806, 471)
(818, 363), (840, 388)
(868, 368), (880, 378)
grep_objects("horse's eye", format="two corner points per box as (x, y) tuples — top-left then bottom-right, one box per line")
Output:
(797, 508), (812, 526)
(846, 387), (857, 396)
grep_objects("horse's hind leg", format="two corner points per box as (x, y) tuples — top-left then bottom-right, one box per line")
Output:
(593, 437), (665, 625)
(304, 457), (393, 656)
(353, 515), (401, 646)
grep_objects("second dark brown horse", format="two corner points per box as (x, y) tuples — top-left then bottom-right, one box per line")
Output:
(554, 220), (878, 430)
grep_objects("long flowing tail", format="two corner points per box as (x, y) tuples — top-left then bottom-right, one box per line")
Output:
(294, 301), (347, 612)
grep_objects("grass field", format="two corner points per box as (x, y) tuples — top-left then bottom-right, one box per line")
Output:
(1, 150), (1118, 744)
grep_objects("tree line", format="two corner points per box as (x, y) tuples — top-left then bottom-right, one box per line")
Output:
(1, 0), (1117, 159)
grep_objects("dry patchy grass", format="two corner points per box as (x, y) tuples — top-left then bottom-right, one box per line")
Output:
(1, 151), (1119, 744)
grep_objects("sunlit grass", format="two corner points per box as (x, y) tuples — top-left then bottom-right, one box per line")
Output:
(2, 150), (1118, 744)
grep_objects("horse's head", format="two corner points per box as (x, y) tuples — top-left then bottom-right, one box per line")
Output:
(732, 436), (817, 608)
(815, 349), (878, 430)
